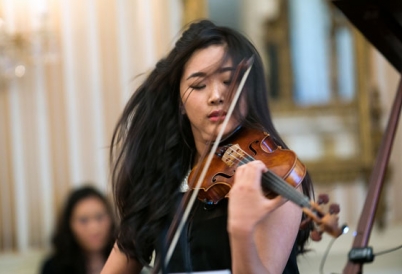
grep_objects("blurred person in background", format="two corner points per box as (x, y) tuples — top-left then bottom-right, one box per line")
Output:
(41, 185), (116, 274)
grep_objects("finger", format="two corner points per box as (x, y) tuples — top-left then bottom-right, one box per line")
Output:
(236, 160), (267, 173)
(248, 160), (268, 173)
(234, 161), (267, 186)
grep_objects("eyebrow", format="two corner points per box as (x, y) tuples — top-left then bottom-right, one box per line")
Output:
(186, 72), (206, 80)
(186, 66), (235, 80)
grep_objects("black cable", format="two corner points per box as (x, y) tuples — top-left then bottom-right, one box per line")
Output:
(374, 244), (402, 257)
(318, 237), (401, 273)
(319, 237), (337, 274)
(318, 225), (348, 274)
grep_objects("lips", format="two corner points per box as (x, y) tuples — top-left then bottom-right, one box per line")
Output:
(208, 110), (227, 121)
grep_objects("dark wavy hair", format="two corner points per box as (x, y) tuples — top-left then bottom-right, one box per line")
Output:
(49, 185), (116, 274)
(111, 19), (314, 266)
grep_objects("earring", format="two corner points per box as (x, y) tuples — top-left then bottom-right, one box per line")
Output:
(180, 105), (186, 115)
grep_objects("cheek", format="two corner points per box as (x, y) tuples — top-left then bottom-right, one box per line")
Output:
(184, 102), (203, 127)
(184, 90), (205, 110)
(184, 98), (197, 114)
(71, 222), (88, 243)
(99, 217), (112, 234)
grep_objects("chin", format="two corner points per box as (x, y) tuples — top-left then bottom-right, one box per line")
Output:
(85, 241), (108, 253)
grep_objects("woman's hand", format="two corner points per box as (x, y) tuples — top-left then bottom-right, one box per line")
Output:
(227, 160), (286, 235)
(227, 160), (302, 273)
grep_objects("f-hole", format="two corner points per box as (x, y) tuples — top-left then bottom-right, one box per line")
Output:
(212, 172), (234, 182)
(248, 140), (259, 155)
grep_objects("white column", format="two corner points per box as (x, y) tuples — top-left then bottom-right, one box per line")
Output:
(136, 0), (156, 68)
(59, 0), (81, 186)
(288, 0), (331, 105)
(168, 0), (183, 43)
(8, 81), (29, 252)
(0, 95), (13, 251)
(116, 0), (133, 106)
(29, 0), (55, 244)
(85, 0), (107, 189)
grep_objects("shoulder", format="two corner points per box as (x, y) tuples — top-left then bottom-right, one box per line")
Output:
(40, 256), (58, 274)
(40, 255), (76, 274)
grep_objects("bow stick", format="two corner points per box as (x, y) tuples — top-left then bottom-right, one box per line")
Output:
(157, 56), (254, 272)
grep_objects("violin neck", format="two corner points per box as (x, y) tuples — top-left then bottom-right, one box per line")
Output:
(261, 170), (311, 209)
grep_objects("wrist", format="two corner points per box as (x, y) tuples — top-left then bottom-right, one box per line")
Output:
(227, 220), (255, 238)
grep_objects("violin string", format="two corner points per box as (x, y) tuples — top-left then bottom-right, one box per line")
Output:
(227, 146), (309, 207)
(227, 147), (310, 207)
(224, 146), (311, 208)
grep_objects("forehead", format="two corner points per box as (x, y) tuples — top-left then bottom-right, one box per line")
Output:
(72, 197), (106, 217)
(183, 45), (231, 76)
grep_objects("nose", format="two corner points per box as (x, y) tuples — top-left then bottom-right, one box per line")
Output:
(208, 83), (224, 105)
(87, 218), (99, 233)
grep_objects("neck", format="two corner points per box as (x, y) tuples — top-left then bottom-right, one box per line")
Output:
(85, 251), (104, 274)
(86, 250), (103, 258)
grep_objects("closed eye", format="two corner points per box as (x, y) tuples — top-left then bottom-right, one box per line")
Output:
(223, 80), (232, 86)
(189, 85), (206, 90)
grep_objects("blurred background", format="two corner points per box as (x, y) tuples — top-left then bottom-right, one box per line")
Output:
(0, 0), (401, 273)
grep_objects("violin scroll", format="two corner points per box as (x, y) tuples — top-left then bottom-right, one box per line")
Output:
(300, 193), (346, 241)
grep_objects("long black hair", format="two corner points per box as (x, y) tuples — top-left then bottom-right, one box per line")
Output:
(47, 186), (116, 274)
(111, 19), (314, 266)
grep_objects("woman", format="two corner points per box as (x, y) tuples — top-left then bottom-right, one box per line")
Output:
(41, 186), (116, 274)
(102, 20), (313, 274)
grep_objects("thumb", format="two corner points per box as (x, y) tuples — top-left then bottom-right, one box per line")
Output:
(263, 195), (287, 213)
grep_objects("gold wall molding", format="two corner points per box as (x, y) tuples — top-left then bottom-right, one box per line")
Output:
(182, 0), (208, 25)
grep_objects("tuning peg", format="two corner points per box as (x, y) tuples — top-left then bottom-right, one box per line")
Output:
(318, 194), (329, 204)
(329, 203), (340, 214)
(310, 229), (323, 241)
(299, 218), (312, 229)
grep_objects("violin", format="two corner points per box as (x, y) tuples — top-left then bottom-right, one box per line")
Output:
(188, 126), (345, 239)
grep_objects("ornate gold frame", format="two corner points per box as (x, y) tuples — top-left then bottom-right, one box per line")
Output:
(263, 1), (382, 184)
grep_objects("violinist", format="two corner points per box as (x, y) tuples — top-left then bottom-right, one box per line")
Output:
(101, 20), (314, 274)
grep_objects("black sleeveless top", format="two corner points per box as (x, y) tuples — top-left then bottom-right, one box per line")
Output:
(158, 198), (299, 273)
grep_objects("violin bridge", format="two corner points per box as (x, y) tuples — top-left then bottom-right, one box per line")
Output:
(221, 144), (245, 167)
